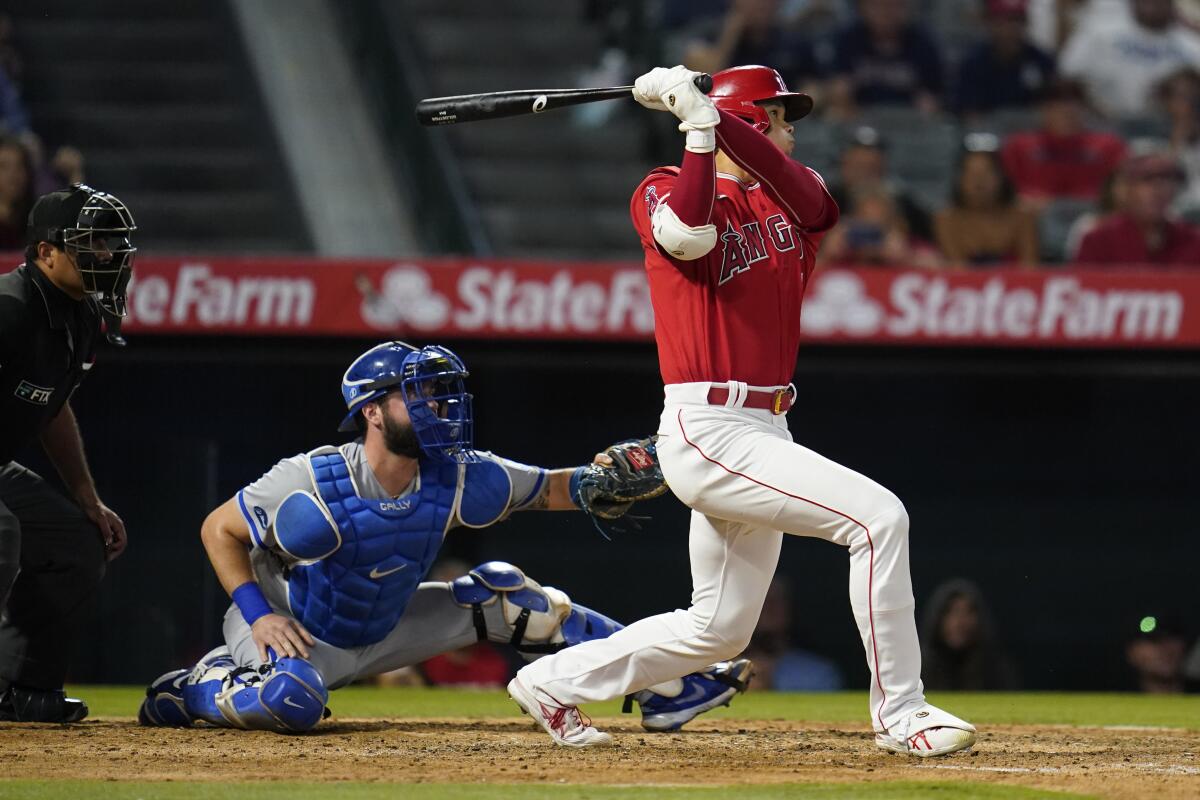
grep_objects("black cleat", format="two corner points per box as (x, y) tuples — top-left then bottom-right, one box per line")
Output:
(0, 686), (89, 723)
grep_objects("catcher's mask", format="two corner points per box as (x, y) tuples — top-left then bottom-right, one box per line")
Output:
(339, 341), (475, 462)
(27, 183), (137, 317)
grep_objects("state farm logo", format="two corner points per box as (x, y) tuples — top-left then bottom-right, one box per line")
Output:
(126, 264), (314, 327)
(359, 265), (451, 330)
(801, 272), (884, 336)
(361, 264), (655, 335)
(801, 271), (1184, 343)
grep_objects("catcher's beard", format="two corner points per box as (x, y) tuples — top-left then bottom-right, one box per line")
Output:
(381, 413), (423, 458)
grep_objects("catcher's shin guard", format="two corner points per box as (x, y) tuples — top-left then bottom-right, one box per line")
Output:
(182, 650), (329, 733)
(449, 561), (624, 656)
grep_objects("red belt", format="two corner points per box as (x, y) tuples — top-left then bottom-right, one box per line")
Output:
(706, 384), (795, 415)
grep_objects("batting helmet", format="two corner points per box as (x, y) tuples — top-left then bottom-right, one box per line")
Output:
(338, 341), (474, 461)
(710, 65), (813, 132)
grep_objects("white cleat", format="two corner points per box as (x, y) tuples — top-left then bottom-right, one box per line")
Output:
(875, 703), (977, 758)
(507, 676), (613, 748)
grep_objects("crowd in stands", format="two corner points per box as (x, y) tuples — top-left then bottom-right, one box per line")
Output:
(636, 0), (1200, 268)
(0, 14), (84, 251)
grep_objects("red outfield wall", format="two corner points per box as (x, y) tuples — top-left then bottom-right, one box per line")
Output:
(114, 256), (1200, 348)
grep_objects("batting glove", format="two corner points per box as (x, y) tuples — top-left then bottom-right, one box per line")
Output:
(633, 66), (718, 153)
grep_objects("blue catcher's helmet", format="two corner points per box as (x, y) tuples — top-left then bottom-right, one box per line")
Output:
(338, 341), (474, 461)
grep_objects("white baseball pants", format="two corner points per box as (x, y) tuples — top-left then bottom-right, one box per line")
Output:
(517, 382), (926, 733)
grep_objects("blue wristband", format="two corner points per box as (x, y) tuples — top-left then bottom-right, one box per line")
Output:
(232, 581), (272, 626)
(569, 466), (589, 509)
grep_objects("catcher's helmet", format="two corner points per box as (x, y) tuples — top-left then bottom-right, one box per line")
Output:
(710, 65), (813, 132)
(27, 183), (137, 317)
(338, 341), (474, 461)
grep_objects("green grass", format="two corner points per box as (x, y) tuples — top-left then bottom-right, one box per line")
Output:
(0, 781), (1095, 800)
(74, 684), (1200, 730)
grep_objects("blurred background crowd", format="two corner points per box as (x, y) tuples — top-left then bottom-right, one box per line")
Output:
(584, 0), (1200, 268)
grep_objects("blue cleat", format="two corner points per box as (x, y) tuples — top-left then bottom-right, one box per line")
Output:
(138, 668), (192, 727)
(630, 658), (754, 732)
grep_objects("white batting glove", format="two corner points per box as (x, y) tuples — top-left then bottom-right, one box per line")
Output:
(633, 66), (718, 153)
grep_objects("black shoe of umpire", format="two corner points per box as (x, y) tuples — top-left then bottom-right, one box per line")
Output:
(0, 685), (89, 722)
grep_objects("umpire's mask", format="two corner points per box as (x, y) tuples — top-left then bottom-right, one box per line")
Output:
(28, 183), (138, 317)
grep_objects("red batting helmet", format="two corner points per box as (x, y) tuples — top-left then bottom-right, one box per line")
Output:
(710, 65), (813, 132)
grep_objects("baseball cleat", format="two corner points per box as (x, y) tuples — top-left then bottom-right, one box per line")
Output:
(507, 676), (613, 748)
(875, 703), (976, 757)
(0, 685), (89, 723)
(138, 667), (193, 727)
(632, 658), (755, 732)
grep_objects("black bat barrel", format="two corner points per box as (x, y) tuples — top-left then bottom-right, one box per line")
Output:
(416, 74), (713, 127)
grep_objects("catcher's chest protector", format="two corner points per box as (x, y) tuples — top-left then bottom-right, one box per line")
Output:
(287, 450), (459, 648)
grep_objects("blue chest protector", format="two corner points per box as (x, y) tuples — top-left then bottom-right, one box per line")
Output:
(279, 448), (512, 649)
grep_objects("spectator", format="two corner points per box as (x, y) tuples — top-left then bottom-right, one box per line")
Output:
(935, 137), (1040, 266)
(823, 0), (944, 118)
(919, 579), (1019, 691)
(1060, 0), (1200, 119)
(684, 0), (818, 87)
(1064, 168), (1132, 259)
(741, 576), (843, 691)
(953, 0), (1056, 117)
(1074, 150), (1200, 264)
(828, 125), (933, 242)
(0, 135), (34, 250)
(1126, 615), (1190, 693)
(821, 184), (942, 267)
(1157, 67), (1200, 210)
(1000, 79), (1127, 208)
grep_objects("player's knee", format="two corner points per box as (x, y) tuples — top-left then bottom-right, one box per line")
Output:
(684, 610), (754, 661)
(255, 657), (328, 733)
(867, 497), (909, 545)
(450, 561), (604, 656)
(185, 654), (328, 733)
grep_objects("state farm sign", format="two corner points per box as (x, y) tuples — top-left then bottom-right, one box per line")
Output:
(117, 256), (1200, 348)
(802, 271), (1186, 344)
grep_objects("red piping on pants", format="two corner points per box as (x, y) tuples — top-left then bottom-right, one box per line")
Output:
(676, 409), (889, 732)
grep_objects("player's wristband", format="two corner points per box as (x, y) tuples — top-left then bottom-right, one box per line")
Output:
(232, 581), (272, 626)
(568, 466), (589, 509)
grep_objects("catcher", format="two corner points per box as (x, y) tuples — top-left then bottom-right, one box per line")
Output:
(138, 340), (751, 734)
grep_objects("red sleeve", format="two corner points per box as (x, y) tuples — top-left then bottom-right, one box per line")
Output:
(630, 170), (677, 251)
(713, 110), (838, 231)
(669, 150), (716, 226)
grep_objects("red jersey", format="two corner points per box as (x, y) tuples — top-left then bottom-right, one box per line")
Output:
(1001, 130), (1126, 200)
(631, 113), (837, 387)
(1074, 213), (1200, 267)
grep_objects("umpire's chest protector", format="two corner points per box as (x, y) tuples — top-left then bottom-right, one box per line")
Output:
(284, 449), (470, 649)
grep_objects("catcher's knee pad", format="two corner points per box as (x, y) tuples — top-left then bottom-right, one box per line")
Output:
(224, 657), (328, 734)
(187, 656), (328, 733)
(450, 561), (621, 655)
(138, 668), (192, 727)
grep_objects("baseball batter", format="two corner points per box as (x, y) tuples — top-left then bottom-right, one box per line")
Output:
(509, 66), (976, 756)
(137, 341), (751, 734)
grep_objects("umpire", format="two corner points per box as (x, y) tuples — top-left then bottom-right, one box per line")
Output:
(0, 183), (136, 722)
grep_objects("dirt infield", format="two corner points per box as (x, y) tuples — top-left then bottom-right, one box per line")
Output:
(3, 717), (1197, 798)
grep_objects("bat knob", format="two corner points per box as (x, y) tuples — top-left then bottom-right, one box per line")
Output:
(693, 73), (713, 94)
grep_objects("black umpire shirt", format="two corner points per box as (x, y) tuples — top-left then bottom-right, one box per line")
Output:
(0, 262), (101, 465)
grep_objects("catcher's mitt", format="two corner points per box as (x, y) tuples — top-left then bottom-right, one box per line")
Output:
(573, 436), (668, 520)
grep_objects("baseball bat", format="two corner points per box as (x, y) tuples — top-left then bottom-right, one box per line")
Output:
(416, 74), (713, 127)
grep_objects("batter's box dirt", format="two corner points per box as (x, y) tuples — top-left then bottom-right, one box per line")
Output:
(2, 718), (1197, 799)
